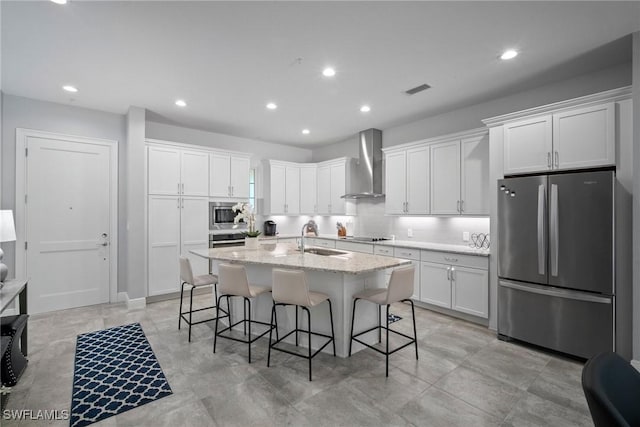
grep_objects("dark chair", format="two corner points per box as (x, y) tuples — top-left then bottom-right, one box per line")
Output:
(582, 351), (640, 427)
(1, 314), (29, 386)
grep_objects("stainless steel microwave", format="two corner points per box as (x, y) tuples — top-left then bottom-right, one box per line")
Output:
(209, 202), (245, 230)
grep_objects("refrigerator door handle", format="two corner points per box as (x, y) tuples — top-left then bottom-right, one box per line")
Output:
(499, 280), (612, 304)
(550, 183), (559, 277)
(537, 184), (546, 275)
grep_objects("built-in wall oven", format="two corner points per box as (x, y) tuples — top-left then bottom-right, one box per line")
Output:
(209, 231), (246, 248)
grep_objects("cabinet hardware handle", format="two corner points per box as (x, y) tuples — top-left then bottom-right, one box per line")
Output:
(547, 152), (552, 168)
(460, 200), (464, 212)
(450, 267), (455, 281)
(446, 267), (451, 281)
(406, 201), (409, 212)
(178, 183), (181, 194)
(444, 257), (458, 262)
(182, 183), (184, 194)
(456, 200), (460, 213)
(554, 151), (559, 168)
(400, 252), (411, 256)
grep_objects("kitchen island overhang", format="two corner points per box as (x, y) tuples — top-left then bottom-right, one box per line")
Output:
(191, 242), (411, 358)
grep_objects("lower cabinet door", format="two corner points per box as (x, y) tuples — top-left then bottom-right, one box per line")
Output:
(148, 196), (181, 296)
(420, 262), (451, 308)
(451, 266), (489, 318)
(181, 197), (209, 277)
(410, 260), (420, 300)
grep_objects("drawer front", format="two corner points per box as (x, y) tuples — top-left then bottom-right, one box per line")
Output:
(307, 238), (336, 248)
(374, 245), (394, 257)
(421, 250), (487, 269)
(393, 247), (420, 261)
(336, 241), (374, 254)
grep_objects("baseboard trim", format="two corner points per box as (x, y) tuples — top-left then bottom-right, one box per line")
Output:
(117, 291), (147, 310)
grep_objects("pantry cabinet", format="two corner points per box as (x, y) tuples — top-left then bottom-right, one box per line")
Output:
(503, 102), (615, 175)
(148, 146), (209, 196)
(209, 152), (250, 198)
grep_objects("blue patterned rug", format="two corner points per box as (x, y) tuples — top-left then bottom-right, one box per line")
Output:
(70, 323), (172, 427)
(388, 314), (402, 324)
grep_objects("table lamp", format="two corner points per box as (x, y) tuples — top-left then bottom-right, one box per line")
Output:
(0, 210), (17, 284)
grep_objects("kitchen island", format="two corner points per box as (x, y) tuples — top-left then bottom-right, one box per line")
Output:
(191, 242), (411, 357)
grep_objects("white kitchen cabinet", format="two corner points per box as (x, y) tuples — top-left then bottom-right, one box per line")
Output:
(305, 238), (336, 248)
(393, 247), (421, 300)
(210, 152), (250, 198)
(148, 145), (209, 197)
(265, 161), (300, 215)
(335, 240), (373, 254)
(503, 115), (553, 175)
(552, 103), (615, 170)
(147, 195), (209, 296)
(384, 147), (429, 215)
(299, 165), (317, 214)
(460, 134), (490, 215)
(420, 250), (488, 318)
(430, 140), (461, 215)
(317, 159), (354, 215)
(503, 102), (615, 175)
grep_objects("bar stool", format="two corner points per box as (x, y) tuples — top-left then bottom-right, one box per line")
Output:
(267, 268), (335, 381)
(348, 265), (418, 377)
(178, 256), (225, 342)
(213, 263), (275, 363)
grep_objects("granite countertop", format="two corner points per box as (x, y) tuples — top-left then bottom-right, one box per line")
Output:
(190, 242), (411, 275)
(258, 234), (490, 256)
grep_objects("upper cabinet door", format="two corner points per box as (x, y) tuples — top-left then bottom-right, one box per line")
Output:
(384, 151), (407, 215)
(553, 103), (615, 171)
(181, 150), (209, 196)
(504, 115), (553, 175)
(461, 134), (489, 215)
(430, 140), (461, 215)
(230, 156), (250, 198)
(148, 146), (181, 195)
(316, 166), (331, 214)
(406, 146), (429, 214)
(269, 164), (287, 214)
(285, 166), (301, 214)
(210, 153), (231, 197)
(299, 166), (317, 214)
(330, 162), (346, 214)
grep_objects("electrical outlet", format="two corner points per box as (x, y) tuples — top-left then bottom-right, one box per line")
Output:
(463, 231), (470, 242)
(407, 228), (413, 238)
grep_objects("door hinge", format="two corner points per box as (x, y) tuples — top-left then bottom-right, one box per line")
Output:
(25, 148), (28, 157)
(25, 242), (28, 250)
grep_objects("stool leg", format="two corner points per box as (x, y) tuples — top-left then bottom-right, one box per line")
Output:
(348, 299), (358, 357)
(243, 299), (247, 336)
(213, 294), (223, 354)
(179, 281), (185, 330)
(295, 306), (299, 346)
(247, 297), (252, 363)
(328, 299), (336, 357)
(378, 305), (382, 343)
(304, 307), (312, 381)
(385, 304), (390, 377)
(188, 285), (195, 342)
(409, 299), (418, 360)
(267, 303), (276, 367)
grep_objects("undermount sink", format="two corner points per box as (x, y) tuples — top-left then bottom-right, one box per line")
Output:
(300, 248), (348, 256)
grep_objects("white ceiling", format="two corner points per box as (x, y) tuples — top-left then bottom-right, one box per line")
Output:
(2, 1), (639, 147)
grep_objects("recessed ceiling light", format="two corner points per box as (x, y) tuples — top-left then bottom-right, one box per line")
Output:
(175, 99), (187, 107)
(360, 105), (371, 113)
(266, 102), (278, 110)
(302, 129), (310, 135)
(62, 85), (78, 93)
(322, 67), (336, 77)
(51, 0), (68, 4)
(500, 49), (518, 60)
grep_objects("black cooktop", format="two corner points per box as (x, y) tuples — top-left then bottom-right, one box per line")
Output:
(349, 236), (390, 242)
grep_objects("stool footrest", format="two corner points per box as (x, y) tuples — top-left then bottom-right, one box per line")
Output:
(269, 328), (333, 359)
(215, 319), (275, 345)
(180, 305), (228, 326)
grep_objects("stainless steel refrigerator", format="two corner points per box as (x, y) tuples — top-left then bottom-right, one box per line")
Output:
(497, 169), (614, 359)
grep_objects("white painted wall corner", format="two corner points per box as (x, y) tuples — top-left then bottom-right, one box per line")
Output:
(117, 291), (146, 310)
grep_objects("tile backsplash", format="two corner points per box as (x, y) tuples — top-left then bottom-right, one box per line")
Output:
(259, 199), (489, 245)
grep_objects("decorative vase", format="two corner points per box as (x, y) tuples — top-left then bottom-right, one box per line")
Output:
(245, 236), (259, 249)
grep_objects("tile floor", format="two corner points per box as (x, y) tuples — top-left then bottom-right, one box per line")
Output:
(3, 295), (593, 426)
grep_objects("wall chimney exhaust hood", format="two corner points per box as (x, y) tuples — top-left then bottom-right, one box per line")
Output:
(341, 128), (385, 199)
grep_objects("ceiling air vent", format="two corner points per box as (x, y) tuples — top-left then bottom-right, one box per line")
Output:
(405, 83), (431, 95)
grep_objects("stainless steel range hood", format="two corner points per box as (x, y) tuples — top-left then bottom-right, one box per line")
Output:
(341, 128), (385, 199)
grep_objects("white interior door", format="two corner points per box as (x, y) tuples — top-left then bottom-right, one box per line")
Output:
(25, 135), (114, 314)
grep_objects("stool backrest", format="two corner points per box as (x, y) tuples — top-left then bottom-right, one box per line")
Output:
(179, 256), (194, 285)
(272, 268), (310, 306)
(218, 263), (251, 297)
(385, 265), (415, 304)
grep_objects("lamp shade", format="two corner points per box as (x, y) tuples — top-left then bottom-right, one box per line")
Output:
(0, 210), (17, 243)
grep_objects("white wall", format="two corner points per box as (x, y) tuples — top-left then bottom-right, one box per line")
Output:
(0, 94), (126, 283)
(632, 31), (640, 361)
